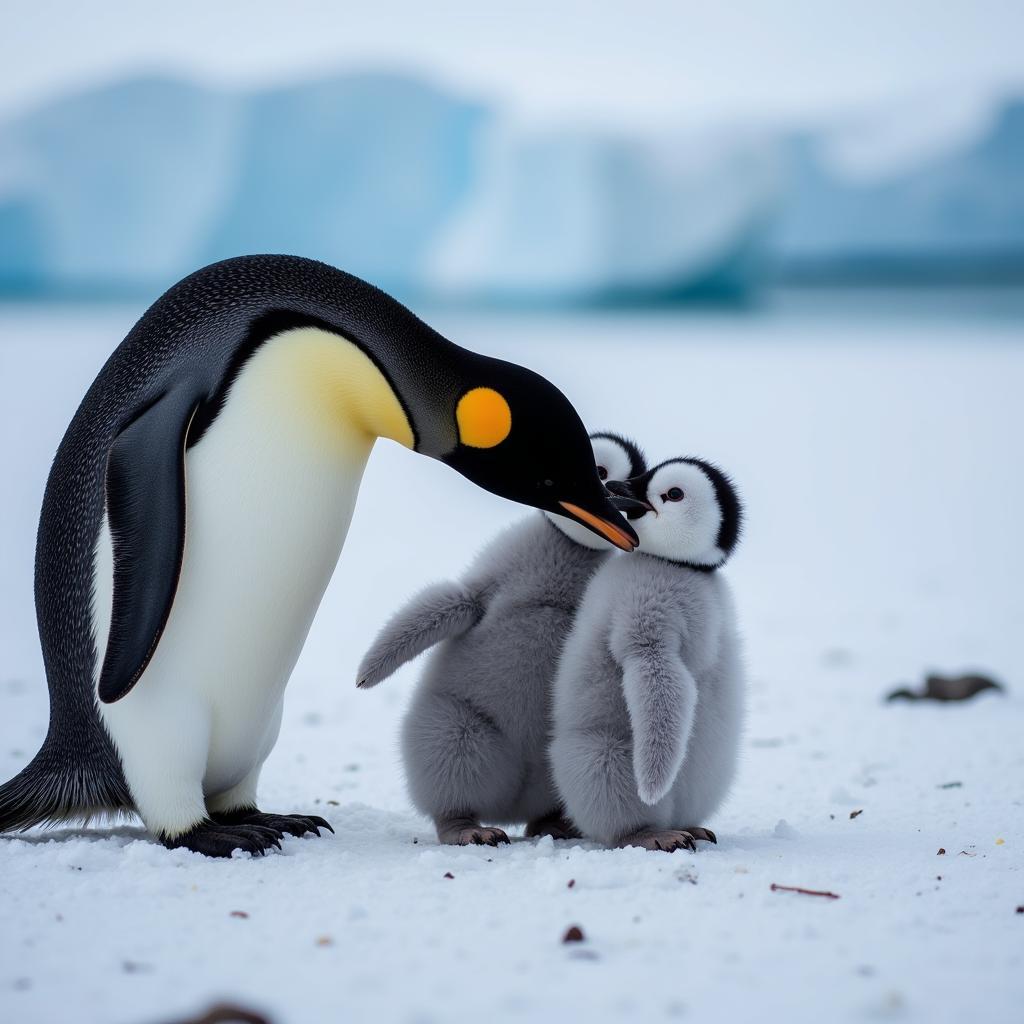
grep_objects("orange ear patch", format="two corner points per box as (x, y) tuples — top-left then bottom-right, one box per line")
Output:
(456, 387), (512, 448)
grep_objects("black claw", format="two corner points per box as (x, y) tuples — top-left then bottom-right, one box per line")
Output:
(211, 809), (335, 841)
(687, 827), (717, 844)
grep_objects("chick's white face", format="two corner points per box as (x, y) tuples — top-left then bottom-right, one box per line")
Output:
(591, 436), (637, 488)
(633, 462), (725, 566)
(547, 435), (640, 549)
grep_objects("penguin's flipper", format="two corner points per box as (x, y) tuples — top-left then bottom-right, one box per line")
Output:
(98, 390), (199, 704)
(356, 582), (484, 689)
(620, 641), (699, 806)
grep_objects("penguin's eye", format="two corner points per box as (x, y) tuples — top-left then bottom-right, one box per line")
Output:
(596, 465), (608, 481)
(662, 487), (685, 502)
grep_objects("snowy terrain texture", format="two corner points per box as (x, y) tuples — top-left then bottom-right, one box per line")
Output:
(1, 301), (1022, 1023)
(1, 73), (1021, 298)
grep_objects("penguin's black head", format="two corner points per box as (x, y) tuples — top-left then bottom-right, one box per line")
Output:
(440, 361), (638, 551)
(547, 431), (648, 548)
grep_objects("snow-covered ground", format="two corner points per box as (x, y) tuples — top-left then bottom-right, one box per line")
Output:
(0, 295), (1022, 1024)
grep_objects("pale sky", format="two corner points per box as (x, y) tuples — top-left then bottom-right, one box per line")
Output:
(4, 1), (1023, 126)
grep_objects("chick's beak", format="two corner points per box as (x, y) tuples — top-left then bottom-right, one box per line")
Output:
(605, 478), (654, 520)
(558, 500), (638, 551)
(605, 480), (652, 515)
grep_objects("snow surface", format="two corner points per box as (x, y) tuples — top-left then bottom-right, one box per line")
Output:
(0, 297), (1022, 1024)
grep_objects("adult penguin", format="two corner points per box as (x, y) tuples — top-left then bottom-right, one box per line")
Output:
(0, 255), (637, 857)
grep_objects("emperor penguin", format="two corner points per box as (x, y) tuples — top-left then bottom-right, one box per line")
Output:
(550, 457), (745, 852)
(0, 255), (637, 858)
(356, 433), (647, 846)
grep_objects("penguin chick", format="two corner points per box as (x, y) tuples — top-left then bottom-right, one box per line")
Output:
(550, 457), (745, 852)
(356, 434), (646, 846)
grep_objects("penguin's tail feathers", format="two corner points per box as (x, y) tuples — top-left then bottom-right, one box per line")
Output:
(0, 744), (133, 834)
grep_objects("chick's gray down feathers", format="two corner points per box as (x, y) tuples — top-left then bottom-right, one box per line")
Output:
(357, 515), (612, 826)
(550, 554), (745, 845)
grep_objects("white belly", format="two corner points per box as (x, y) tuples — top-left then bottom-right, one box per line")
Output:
(92, 329), (398, 832)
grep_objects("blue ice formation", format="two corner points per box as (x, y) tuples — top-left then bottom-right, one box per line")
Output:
(0, 73), (487, 297)
(775, 99), (1024, 279)
(0, 73), (1021, 299)
(425, 125), (779, 301)
(0, 73), (776, 300)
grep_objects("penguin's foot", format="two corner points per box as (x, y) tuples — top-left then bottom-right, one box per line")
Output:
(161, 821), (284, 858)
(525, 810), (582, 841)
(211, 807), (334, 838)
(436, 816), (510, 847)
(617, 827), (705, 853)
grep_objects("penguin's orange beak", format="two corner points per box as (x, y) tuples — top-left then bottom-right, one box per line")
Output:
(558, 502), (637, 551)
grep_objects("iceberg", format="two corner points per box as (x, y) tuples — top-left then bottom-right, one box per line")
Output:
(0, 72), (778, 301)
(1, 77), (239, 292)
(0, 73), (486, 297)
(425, 125), (780, 301)
(775, 98), (1024, 278)
(201, 74), (488, 291)
(0, 71), (1020, 299)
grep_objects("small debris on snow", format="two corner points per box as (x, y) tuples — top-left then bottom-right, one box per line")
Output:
(937, 848), (946, 855)
(121, 960), (152, 974)
(995, 838), (1005, 845)
(567, 879), (575, 889)
(850, 809), (864, 819)
(770, 883), (840, 900)
(230, 911), (249, 919)
(937, 781), (963, 789)
(886, 672), (1004, 702)
(1016, 906), (1023, 914)
(315, 936), (333, 947)
(443, 872), (454, 879)
(166, 1002), (271, 1024)
(562, 925), (585, 943)
(326, 800), (340, 806)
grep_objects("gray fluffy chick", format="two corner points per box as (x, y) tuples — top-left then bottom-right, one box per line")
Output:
(550, 457), (745, 852)
(357, 434), (646, 846)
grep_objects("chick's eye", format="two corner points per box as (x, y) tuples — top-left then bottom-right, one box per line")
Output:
(596, 465), (608, 481)
(663, 487), (684, 502)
